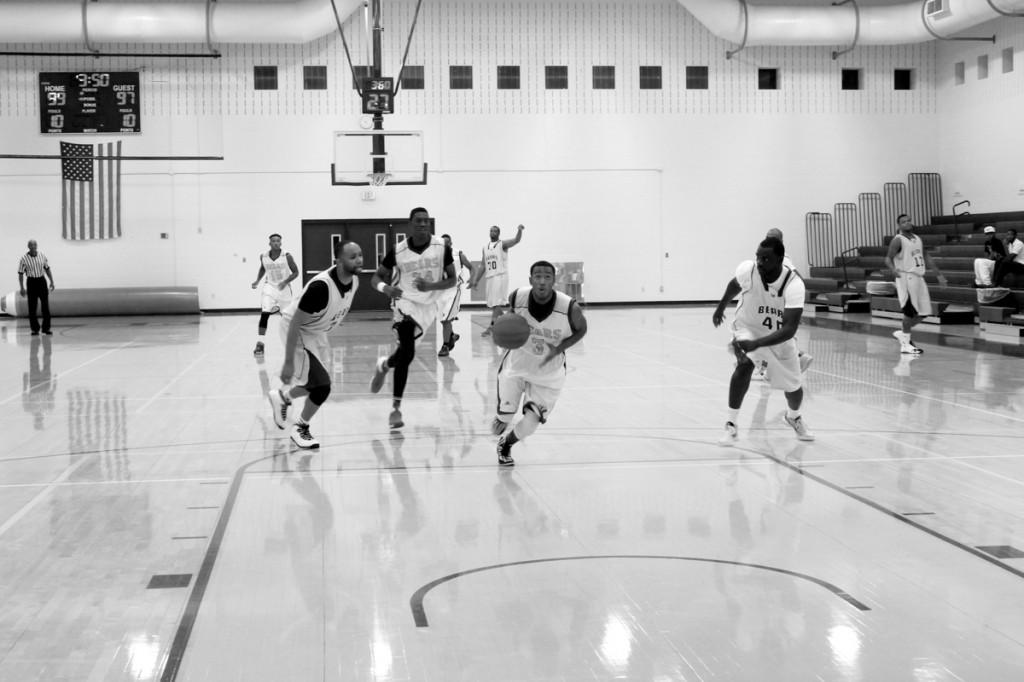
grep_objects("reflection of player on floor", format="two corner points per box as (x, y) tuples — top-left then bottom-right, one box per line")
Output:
(437, 233), (477, 357)
(251, 233), (298, 355)
(470, 224), (524, 335)
(268, 240), (362, 448)
(884, 214), (947, 354)
(369, 207), (456, 429)
(492, 261), (588, 467)
(712, 236), (814, 446)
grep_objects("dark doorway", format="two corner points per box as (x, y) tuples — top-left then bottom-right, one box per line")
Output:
(300, 218), (434, 311)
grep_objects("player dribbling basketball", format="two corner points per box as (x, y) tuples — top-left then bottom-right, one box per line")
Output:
(492, 260), (588, 467)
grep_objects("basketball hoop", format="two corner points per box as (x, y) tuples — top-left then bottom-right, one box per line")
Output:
(368, 172), (391, 187)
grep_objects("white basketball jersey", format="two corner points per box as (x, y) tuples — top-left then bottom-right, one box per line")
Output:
(732, 261), (805, 339)
(893, 234), (926, 276)
(282, 267), (357, 336)
(501, 287), (574, 384)
(393, 237), (447, 305)
(484, 241), (508, 278)
(261, 251), (292, 285)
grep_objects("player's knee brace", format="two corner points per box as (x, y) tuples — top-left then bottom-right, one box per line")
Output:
(514, 410), (541, 440)
(307, 384), (331, 406)
(522, 401), (547, 424)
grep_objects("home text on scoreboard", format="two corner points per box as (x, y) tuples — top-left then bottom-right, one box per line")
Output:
(39, 72), (141, 134)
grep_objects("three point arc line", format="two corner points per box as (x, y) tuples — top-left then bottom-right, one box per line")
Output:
(409, 554), (869, 627)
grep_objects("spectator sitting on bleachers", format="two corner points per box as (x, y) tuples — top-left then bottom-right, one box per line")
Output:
(973, 225), (1006, 287)
(993, 228), (1024, 287)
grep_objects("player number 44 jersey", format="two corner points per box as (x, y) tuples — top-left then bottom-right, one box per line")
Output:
(732, 261), (805, 338)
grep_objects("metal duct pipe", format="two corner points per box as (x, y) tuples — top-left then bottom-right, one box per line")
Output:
(678, 0), (1022, 46)
(0, 0), (363, 44)
(0, 0), (1020, 46)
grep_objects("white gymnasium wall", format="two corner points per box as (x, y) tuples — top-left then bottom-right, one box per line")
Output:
(0, 0), (943, 307)
(935, 16), (1024, 213)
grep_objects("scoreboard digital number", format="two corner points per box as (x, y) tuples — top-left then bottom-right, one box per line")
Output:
(361, 77), (394, 114)
(39, 72), (141, 134)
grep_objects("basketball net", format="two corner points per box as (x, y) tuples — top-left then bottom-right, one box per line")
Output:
(368, 172), (391, 187)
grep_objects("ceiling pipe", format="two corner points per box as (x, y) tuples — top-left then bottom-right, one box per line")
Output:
(0, 0), (1020, 46)
(677, 0), (1024, 46)
(0, 0), (363, 45)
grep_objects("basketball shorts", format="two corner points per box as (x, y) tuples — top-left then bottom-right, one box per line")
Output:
(393, 298), (438, 339)
(278, 327), (329, 387)
(733, 328), (802, 392)
(437, 281), (463, 323)
(895, 272), (932, 317)
(261, 282), (293, 314)
(496, 372), (565, 423)
(485, 273), (509, 308)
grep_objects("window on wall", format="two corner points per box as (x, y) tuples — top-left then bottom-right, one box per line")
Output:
(545, 65), (568, 89)
(450, 65), (473, 89)
(954, 62), (965, 85)
(639, 66), (662, 90)
(352, 65), (371, 90)
(841, 69), (861, 90)
(894, 68), (914, 90)
(592, 66), (615, 90)
(686, 65), (709, 90)
(758, 68), (778, 90)
(254, 66), (278, 90)
(497, 66), (521, 90)
(303, 66), (327, 90)
(400, 65), (424, 90)
(978, 54), (989, 80)
(1003, 48), (1015, 73)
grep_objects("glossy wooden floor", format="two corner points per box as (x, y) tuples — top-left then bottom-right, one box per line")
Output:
(2, 307), (1024, 681)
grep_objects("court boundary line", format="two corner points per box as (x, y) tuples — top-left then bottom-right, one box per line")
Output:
(158, 454), (270, 682)
(749, 446), (1024, 581)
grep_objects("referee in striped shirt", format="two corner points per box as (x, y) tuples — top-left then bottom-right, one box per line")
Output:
(18, 240), (56, 335)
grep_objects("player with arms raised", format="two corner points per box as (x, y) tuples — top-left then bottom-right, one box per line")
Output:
(712, 236), (814, 446)
(492, 260), (587, 467)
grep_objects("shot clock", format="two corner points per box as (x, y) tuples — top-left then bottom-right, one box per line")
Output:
(39, 72), (141, 134)
(361, 77), (394, 114)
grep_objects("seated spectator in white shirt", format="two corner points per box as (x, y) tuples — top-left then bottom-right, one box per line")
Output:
(994, 228), (1024, 287)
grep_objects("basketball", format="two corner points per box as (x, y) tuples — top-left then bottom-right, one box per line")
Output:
(491, 313), (531, 349)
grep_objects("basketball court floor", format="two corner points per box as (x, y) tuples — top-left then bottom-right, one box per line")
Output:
(1, 306), (1023, 681)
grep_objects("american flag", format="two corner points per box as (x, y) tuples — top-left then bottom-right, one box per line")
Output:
(61, 141), (122, 240)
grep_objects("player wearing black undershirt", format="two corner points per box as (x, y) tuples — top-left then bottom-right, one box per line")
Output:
(268, 240), (362, 448)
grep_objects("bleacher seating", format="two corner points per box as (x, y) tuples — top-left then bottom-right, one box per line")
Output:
(805, 210), (1024, 332)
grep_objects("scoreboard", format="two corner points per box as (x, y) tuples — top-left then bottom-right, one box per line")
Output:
(39, 72), (141, 134)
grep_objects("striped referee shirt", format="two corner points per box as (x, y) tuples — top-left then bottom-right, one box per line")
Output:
(18, 252), (49, 278)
